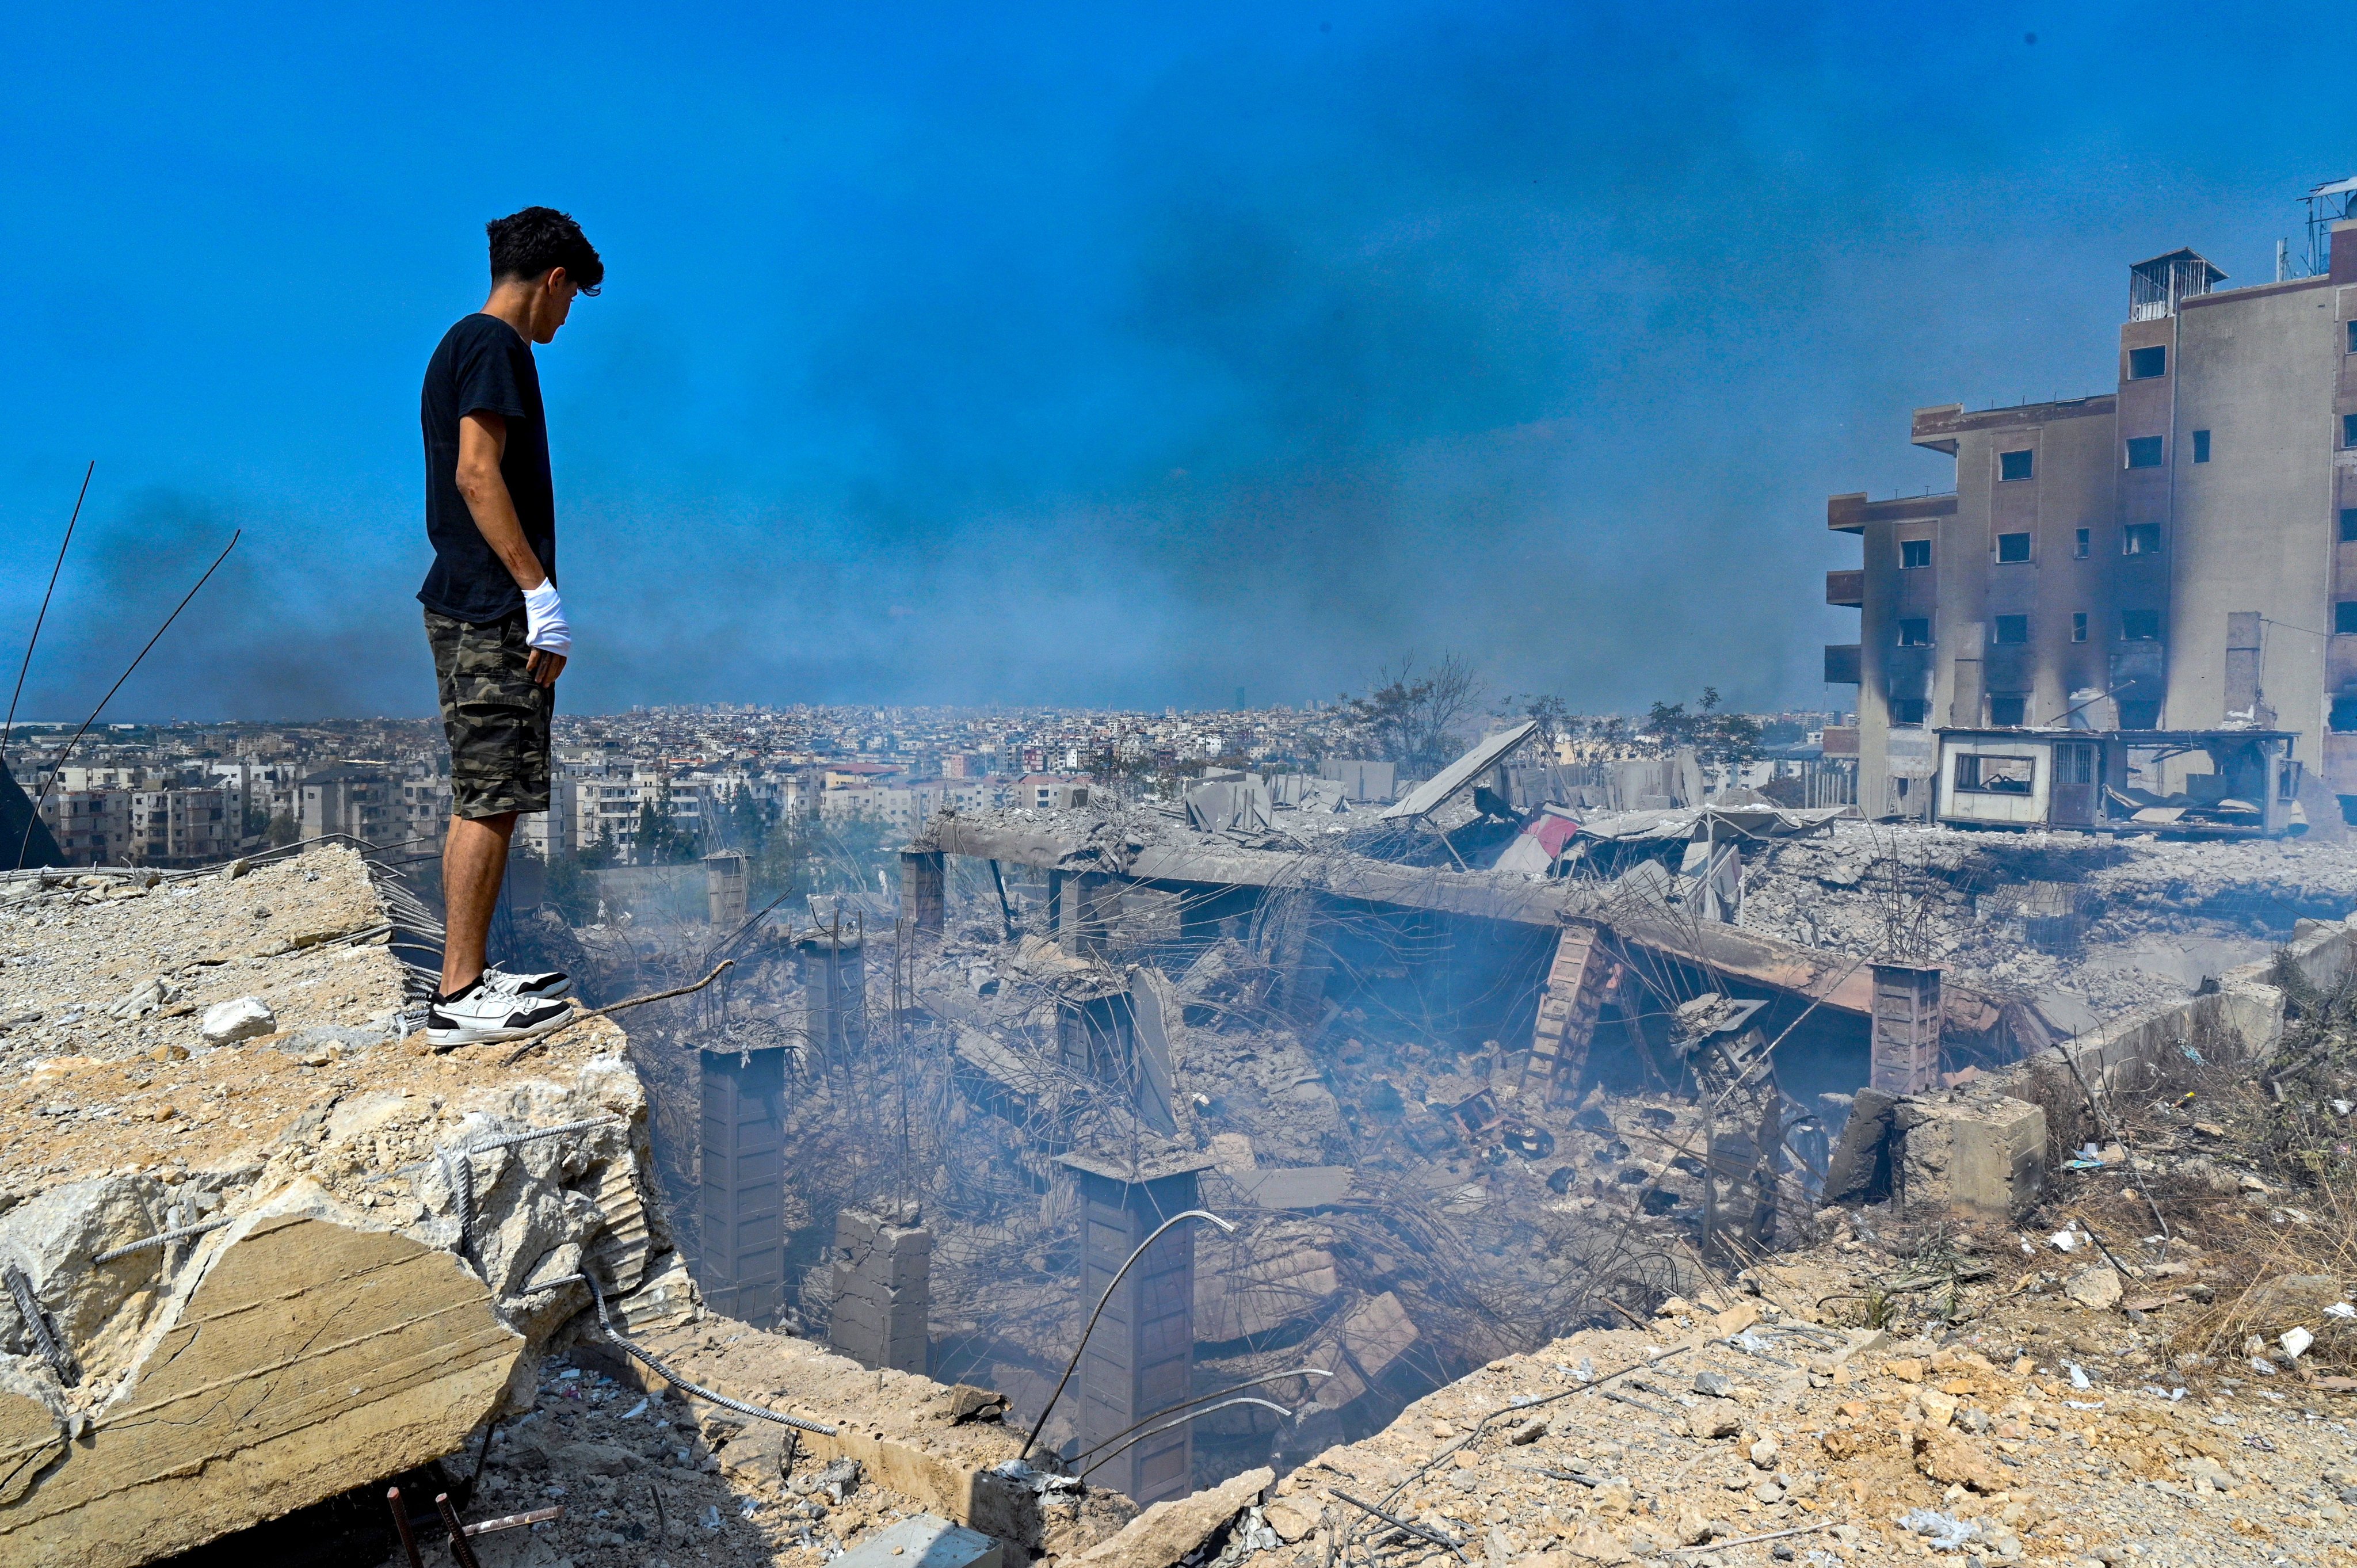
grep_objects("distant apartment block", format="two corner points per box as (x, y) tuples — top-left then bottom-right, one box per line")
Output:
(1828, 218), (2357, 817)
(129, 788), (231, 865)
(39, 790), (131, 865)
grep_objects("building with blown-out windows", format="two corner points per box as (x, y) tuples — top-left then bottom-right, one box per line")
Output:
(1826, 190), (2357, 824)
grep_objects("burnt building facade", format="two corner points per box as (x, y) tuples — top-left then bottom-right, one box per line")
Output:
(1829, 212), (2357, 818)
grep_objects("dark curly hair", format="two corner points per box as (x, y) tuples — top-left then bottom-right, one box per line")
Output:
(487, 207), (604, 295)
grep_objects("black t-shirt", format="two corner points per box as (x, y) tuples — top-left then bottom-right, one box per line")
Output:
(418, 314), (555, 623)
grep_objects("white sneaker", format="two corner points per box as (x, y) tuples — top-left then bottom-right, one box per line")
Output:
(426, 980), (572, 1048)
(483, 964), (573, 1001)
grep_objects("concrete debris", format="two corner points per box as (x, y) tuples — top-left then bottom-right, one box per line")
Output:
(196, 993), (276, 1044)
(1069, 1465), (1272, 1568)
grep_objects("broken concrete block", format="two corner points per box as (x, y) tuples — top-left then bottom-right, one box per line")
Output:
(835, 1513), (1002, 1568)
(2065, 1264), (2123, 1311)
(0, 1206), (523, 1567)
(199, 994), (276, 1045)
(1071, 1465), (1272, 1568)
(1895, 1092), (2045, 1216)
(1820, 1087), (1898, 1204)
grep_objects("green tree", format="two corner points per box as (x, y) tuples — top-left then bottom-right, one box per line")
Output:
(1642, 688), (1764, 766)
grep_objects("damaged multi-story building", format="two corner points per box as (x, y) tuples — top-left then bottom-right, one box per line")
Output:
(1828, 180), (2357, 829)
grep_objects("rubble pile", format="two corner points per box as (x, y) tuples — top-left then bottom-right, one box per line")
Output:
(1737, 820), (2357, 1021)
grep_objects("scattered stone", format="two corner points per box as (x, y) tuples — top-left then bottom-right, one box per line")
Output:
(2064, 1264), (2123, 1311)
(199, 995), (276, 1045)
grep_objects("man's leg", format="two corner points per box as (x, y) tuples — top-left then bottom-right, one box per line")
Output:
(441, 810), (518, 995)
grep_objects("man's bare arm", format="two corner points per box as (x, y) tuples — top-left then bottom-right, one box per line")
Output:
(455, 411), (566, 684)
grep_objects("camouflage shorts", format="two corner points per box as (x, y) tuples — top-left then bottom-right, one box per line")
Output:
(425, 608), (552, 819)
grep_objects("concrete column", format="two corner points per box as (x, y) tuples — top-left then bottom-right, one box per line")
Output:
(704, 850), (749, 927)
(1059, 870), (1118, 958)
(798, 926), (867, 1060)
(1056, 1151), (1215, 1506)
(900, 850), (947, 932)
(1869, 963), (1943, 1096)
(828, 1206), (931, 1372)
(696, 1043), (787, 1325)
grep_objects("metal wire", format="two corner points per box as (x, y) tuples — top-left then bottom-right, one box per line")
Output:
(575, 1270), (839, 1435)
(1017, 1207), (1237, 1463)
(1075, 1397), (1292, 1481)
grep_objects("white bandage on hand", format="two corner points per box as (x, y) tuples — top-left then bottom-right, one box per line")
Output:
(522, 581), (571, 657)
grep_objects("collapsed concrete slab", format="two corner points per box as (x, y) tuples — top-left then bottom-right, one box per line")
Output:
(0, 846), (673, 1565)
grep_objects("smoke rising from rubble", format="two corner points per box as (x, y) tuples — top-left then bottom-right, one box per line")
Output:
(2, 5), (2352, 716)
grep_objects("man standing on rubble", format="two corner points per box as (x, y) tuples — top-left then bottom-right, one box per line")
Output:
(415, 206), (601, 1047)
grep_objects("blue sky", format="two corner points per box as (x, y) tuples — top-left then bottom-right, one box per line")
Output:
(0, 2), (2346, 721)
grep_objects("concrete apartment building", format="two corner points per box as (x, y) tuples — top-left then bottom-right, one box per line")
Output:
(1828, 207), (2357, 819)
(128, 788), (231, 865)
(38, 790), (131, 864)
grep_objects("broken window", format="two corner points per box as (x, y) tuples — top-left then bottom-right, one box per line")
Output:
(1898, 618), (1932, 646)
(1955, 753), (2035, 793)
(2118, 699), (2161, 728)
(1999, 449), (2034, 482)
(2127, 345), (2168, 379)
(1996, 532), (2032, 563)
(2339, 601), (2357, 635)
(2192, 428), (2210, 463)
(1891, 698), (1929, 726)
(2072, 611), (2088, 643)
(2333, 695), (2357, 733)
(1900, 538), (1932, 569)
(2125, 436), (2164, 468)
(2123, 523), (2162, 555)
(1993, 615), (2030, 644)
(2074, 528), (2090, 558)
(2120, 609), (2162, 640)
(1988, 695), (2027, 726)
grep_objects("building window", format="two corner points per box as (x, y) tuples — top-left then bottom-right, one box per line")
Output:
(2347, 319), (2357, 354)
(1898, 618), (1932, 647)
(1993, 615), (2030, 644)
(1900, 538), (1932, 569)
(2127, 344), (2168, 379)
(2342, 508), (2357, 542)
(1988, 695), (2028, 727)
(2192, 429), (2210, 463)
(2125, 436), (2164, 468)
(2333, 695), (2357, 733)
(2072, 612), (2088, 643)
(1999, 449), (2034, 482)
(2123, 523), (2163, 555)
(1955, 753), (2035, 793)
(2118, 699), (2161, 729)
(2121, 609), (2162, 640)
(1891, 698), (1929, 727)
(2074, 528), (2090, 558)
(1996, 532), (2032, 563)
(2339, 601), (2357, 635)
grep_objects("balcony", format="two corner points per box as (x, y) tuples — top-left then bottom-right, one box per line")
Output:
(1908, 395), (2116, 454)
(1828, 491), (1958, 535)
(1824, 644), (1862, 685)
(1825, 570), (1864, 607)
